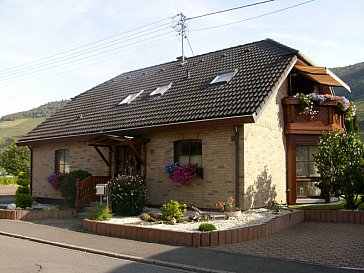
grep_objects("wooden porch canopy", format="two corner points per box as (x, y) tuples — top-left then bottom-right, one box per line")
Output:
(88, 134), (149, 168)
(294, 64), (351, 92)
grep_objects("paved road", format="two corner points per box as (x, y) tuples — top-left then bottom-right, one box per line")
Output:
(0, 235), (190, 273)
(0, 220), (359, 273)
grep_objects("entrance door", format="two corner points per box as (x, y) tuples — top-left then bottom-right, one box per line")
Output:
(114, 145), (141, 176)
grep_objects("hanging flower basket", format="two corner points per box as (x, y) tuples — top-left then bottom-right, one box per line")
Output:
(165, 162), (199, 185)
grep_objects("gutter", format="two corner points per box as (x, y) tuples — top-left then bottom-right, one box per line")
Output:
(17, 114), (255, 146)
(233, 125), (241, 208)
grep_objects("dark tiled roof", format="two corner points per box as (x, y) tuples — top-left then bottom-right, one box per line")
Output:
(19, 39), (298, 142)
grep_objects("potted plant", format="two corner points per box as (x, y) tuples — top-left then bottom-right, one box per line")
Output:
(215, 196), (241, 218)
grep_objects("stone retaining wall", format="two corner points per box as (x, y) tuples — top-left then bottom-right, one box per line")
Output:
(0, 209), (76, 221)
(84, 211), (304, 247)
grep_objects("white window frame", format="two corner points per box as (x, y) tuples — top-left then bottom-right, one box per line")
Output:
(150, 82), (172, 96)
(119, 90), (143, 105)
(210, 70), (237, 84)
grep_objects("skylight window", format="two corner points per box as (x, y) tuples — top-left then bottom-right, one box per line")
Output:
(150, 82), (172, 96)
(119, 90), (143, 105)
(210, 70), (237, 84)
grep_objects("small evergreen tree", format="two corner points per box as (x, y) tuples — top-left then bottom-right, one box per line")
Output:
(15, 171), (32, 208)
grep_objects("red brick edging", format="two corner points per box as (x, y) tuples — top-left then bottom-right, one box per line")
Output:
(83, 211), (305, 247)
(0, 209), (76, 221)
(304, 210), (364, 224)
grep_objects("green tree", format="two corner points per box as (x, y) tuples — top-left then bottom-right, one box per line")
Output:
(314, 130), (364, 209)
(0, 142), (30, 176)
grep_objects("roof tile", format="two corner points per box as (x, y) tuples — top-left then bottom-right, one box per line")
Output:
(20, 39), (297, 142)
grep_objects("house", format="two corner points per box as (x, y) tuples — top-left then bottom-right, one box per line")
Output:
(18, 39), (350, 210)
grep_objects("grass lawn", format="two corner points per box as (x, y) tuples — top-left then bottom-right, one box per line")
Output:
(0, 176), (17, 185)
(290, 198), (364, 210)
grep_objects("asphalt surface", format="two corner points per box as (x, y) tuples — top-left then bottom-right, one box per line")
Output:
(0, 219), (361, 273)
(1, 185), (363, 272)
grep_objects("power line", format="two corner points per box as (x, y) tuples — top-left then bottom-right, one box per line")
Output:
(0, 36), (177, 89)
(0, 16), (174, 73)
(0, 30), (176, 83)
(0, 27), (174, 81)
(186, 0), (275, 20)
(190, 0), (315, 32)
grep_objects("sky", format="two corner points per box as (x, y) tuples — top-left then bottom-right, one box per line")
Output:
(0, 0), (363, 118)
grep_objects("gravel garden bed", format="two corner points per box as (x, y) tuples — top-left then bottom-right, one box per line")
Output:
(104, 207), (292, 232)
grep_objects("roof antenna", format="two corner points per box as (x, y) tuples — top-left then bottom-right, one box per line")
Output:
(174, 13), (187, 65)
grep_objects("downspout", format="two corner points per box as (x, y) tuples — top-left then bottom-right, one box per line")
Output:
(234, 126), (241, 208)
(28, 145), (33, 196)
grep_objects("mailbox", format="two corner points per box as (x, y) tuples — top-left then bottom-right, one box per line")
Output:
(96, 184), (107, 196)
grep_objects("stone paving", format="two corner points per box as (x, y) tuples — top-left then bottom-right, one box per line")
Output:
(210, 221), (364, 269)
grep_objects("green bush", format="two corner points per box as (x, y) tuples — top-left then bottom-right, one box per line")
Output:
(15, 171), (32, 208)
(90, 205), (112, 221)
(160, 200), (187, 221)
(16, 186), (30, 194)
(198, 223), (217, 232)
(108, 175), (146, 216)
(17, 171), (30, 186)
(15, 192), (33, 208)
(59, 170), (91, 207)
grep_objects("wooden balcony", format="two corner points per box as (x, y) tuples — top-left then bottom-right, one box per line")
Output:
(282, 97), (345, 135)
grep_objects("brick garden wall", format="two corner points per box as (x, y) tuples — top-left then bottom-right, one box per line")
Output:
(31, 141), (109, 200)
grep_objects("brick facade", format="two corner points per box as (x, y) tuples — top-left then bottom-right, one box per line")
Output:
(31, 141), (109, 200)
(242, 80), (288, 209)
(146, 127), (237, 208)
(31, 81), (288, 208)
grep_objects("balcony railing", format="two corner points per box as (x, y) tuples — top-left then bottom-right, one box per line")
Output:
(282, 97), (345, 135)
(75, 176), (110, 212)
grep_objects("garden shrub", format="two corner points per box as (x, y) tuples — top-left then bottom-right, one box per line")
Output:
(17, 171), (30, 186)
(15, 171), (32, 208)
(16, 186), (30, 195)
(198, 223), (217, 232)
(160, 200), (187, 221)
(15, 193), (33, 208)
(314, 130), (364, 209)
(108, 175), (146, 216)
(90, 205), (112, 221)
(59, 170), (91, 207)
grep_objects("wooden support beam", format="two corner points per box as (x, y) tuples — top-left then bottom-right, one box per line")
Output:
(91, 145), (111, 167)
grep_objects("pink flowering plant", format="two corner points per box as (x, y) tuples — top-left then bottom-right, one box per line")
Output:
(47, 173), (64, 190)
(165, 162), (197, 185)
(215, 196), (240, 212)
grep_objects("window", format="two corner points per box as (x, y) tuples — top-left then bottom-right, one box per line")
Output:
(174, 140), (202, 166)
(119, 90), (143, 105)
(55, 149), (70, 174)
(210, 70), (237, 84)
(296, 145), (319, 177)
(150, 82), (172, 96)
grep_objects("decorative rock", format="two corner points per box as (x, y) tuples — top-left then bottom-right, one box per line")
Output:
(7, 203), (16, 210)
(140, 213), (150, 221)
(170, 217), (177, 225)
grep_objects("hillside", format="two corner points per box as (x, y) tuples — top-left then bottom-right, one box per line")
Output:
(0, 100), (69, 153)
(332, 62), (364, 101)
(0, 100), (70, 121)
